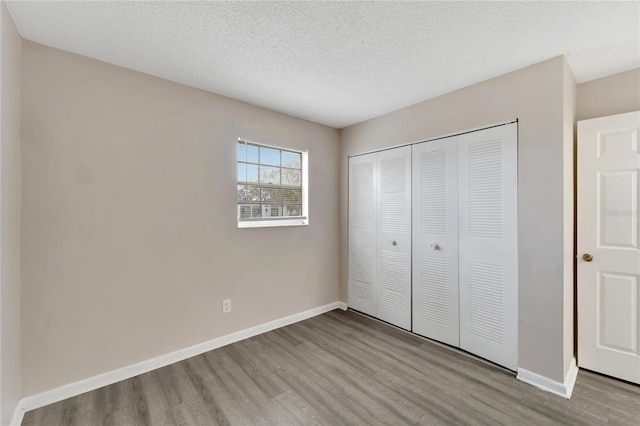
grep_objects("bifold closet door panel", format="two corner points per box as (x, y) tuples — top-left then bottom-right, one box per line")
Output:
(458, 123), (518, 371)
(412, 137), (460, 346)
(348, 154), (377, 317)
(376, 146), (412, 330)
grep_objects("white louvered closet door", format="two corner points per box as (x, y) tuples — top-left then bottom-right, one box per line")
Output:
(376, 146), (412, 330)
(348, 154), (377, 317)
(412, 137), (460, 346)
(458, 123), (518, 370)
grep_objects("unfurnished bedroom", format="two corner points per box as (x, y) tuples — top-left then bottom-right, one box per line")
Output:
(0, 1), (639, 425)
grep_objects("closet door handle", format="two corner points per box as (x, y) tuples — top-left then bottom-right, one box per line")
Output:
(430, 242), (440, 250)
(392, 240), (397, 246)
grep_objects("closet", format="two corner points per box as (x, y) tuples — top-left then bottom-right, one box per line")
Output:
(348, 146), (412, 330)
(348, 122), (518, 370)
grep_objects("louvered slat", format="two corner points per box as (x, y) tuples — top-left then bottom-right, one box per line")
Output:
(469, 261), (505, 344)
(350, 162), (375, 231)
(379, 250), (410, 312)
(468, 139), (503, 239)
(420, 257), (449, 325)
(420, 149), (448, 235)
(380, 156), (408, 233)
(350, 246), (374, 301)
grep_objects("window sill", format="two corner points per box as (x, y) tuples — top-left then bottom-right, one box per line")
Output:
(237, 218), (309, 228)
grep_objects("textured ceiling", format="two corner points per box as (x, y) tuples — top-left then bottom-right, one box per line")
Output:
(7, 1), (640, 128)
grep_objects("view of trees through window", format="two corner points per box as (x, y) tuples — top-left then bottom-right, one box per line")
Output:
(237, 141), (303, 220)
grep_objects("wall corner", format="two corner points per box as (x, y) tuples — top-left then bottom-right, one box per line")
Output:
(1, 1), (23, 425)
(562, 57), (577, 380)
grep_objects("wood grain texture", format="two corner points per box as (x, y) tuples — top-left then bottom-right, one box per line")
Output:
(22, 309), (640, 425)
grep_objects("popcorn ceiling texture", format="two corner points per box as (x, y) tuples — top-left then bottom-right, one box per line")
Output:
(6, 1), (639, 128)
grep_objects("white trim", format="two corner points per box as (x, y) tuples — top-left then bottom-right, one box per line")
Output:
(516, 358), (579, 399)
(237, 218), (309, 228)
(10, 301), (348, 425)
(238, 137), (305, 155)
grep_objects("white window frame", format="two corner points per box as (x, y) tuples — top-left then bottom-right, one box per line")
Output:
(237, 138), (309, 228)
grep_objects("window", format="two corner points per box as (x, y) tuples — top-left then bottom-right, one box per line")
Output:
(237, 139), (308, 228)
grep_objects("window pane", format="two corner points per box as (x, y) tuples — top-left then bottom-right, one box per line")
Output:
(252, 205), (262, 218)
(237, 142), (246, 162)
(262, 204), (282, 217)
(246, 164), (259, 183)
(238, 205), (250, 220)
(238, 204), (263, 220)
(237, 140), (305, 224)
(246, 144), (259, 163)
(283, 205), (302, 217)
(237, 163), (246, 182)
(260, 166), (280, 185)
(260, 146), (280, 166)
(281, 151), (301, 169)
(282, 188), (302, 204)
(260, 188), (282, 203)
(281, 168), (301, 186)
(238, 185), (261, 202)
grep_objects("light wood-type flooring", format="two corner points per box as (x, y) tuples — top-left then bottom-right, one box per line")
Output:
(23, 309), (640, 425)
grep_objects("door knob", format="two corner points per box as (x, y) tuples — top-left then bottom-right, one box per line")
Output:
(430, 242), (440, 250)
(582, 253), (593, 262)
(392, 240), (397, 246)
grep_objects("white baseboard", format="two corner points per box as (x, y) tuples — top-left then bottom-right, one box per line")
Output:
(516, 358), (579, 399)
(10, 301), (347, 425)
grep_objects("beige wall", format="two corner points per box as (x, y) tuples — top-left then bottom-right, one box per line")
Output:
(340, 56), (572, 383)
(21, 41), (340, 396)
(576, 68), (640, 121)
(0, 1), (22, 424)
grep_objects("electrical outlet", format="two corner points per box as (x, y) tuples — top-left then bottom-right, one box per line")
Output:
(222, 299), (232, 314)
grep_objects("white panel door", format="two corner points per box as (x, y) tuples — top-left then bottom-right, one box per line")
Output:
(377, 146), (412, 330)
(412, 137), (460, 345)
(459, 123), (518, 370)
(348, 154), (377, 317)
(578, 111), (640, 384)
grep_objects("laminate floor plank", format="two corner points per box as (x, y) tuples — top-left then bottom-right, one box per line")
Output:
(61, 387), (99, 426)
(270, 367), (352, 425)
(254, 332), (391, 425)
(130, 372), (176, 426)
(371, 369), (496, 426)
(292, 318), (426, 386)
(22, 400), (65, 426)
(181, 355), (254, 426)
(156, 363), (215, 426)
(313, 317), (471, 392)
(297, 339), (426, 424)
(22, 309), (640, 425)
(289, 325), (427, 423)
(288, 321), (397, 380)
(202, 348), (291, 425)
(318, 312), (483, 389)
(326, 310), (423, 348)
(221, 342), (289, 399)
(271, 390), (325, 425)
(248, 334), (365, 425)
